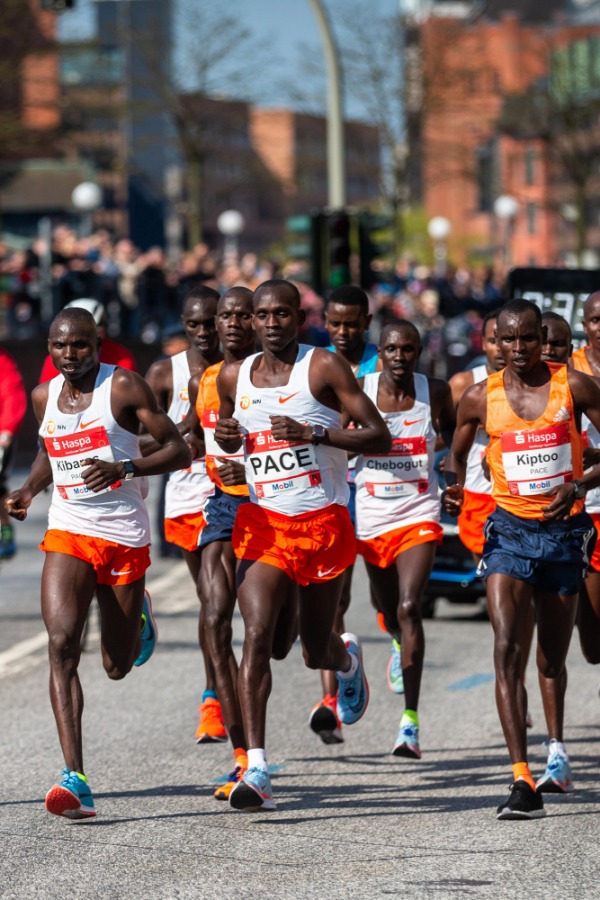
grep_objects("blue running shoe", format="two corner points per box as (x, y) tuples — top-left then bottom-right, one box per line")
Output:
(229, 767), (276, 811)
(134, 590), (157, 667)
(536, 740), (574, 793)
(45, 768), (96, 819)
(387, 639), (404, 694)
(336, 632), (369, 725)
(393, 718), (421, 759)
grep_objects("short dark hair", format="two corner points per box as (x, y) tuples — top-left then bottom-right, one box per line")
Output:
(218, 286), (253, 311)
(497, 299), (542, 328)
(542, 310), (572, 339)
(379, 319), (421, 347)
(183, 285), (220, 306)
(253, 279), (301, 309)
(481, 308), (499, 334)
(326, 285), (369, 316)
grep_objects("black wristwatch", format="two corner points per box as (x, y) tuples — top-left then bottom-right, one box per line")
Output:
(121, 459), (135, 480)
(572, 479), (587, 500)
(310, 425), (327, 445)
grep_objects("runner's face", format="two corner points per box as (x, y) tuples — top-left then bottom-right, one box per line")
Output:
(496, 311), (543, 374)
(483, 318), (504, 371)
(253, 289), (299, 353)
(379, 328), (420, 381)
(583, 296), (600, 350)
(182, 301), (219, 355)
(48, 321), (99, 381)
(542, 321), (571, 363)
(216, 296), (254, 352)
(324, 303), (370, 355)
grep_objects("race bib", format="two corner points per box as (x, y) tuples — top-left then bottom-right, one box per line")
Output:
(244, 429), (322, 500)
(45, 426), (118, 500)
(501, 423), (573, 496)
(363, 436), (428, 499)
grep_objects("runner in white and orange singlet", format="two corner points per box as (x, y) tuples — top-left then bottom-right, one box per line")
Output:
(354, 321), (455, 761)
(215, 279), (391, 811)
(145, 286), (226, 744)
(6, 307), (190, 821)
(444, 300), (600, 821)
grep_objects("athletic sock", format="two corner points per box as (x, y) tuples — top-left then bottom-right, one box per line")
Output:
(401, 709), (419, 726)
(549, 738), (568, 758)
(512, 762), (536, 791)
(247, 748), (268, 772)
(337, 652), (358, 680)
(201, 690), (217, 702)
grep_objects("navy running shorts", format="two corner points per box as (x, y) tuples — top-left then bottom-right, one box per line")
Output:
(347, 480), (356, 528)
(480, 506), (596, 597)
(199, 487), (250, 548)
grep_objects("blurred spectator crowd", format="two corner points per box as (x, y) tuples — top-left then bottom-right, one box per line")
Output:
(0, 225), (506, 379)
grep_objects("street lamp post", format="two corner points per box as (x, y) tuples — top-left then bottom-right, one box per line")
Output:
(71, 181), (103, 237)
(494, 194), (518, 272)
(217, 210), (245, 261)
(427, 216), (451, 277)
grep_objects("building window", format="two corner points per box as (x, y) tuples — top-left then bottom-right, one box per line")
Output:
(527, 203), (537, 234)
(476, 141), (494, 213)
(525, 150), (536, 186)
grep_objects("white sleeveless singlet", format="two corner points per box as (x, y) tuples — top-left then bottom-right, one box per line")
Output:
(234, 345), (349, 516)
(39, 364), (150, 546)
(464, 364), (491, 495)
(582, 412), (600, 515)
(354, 372), (440, 539)
(164, 352), (214, 520)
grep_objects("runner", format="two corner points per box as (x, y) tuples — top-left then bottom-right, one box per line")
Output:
(189, 286), (259, 799)
(309, 285), (381, 743)
(144, 286), (225, 743)
(572, 290), (600, 377)
(443, 299), (600, 820)
(354, 321), (455, 760)
(215, 278), (391, 811)
(5, 307), (190, 820)
(0, 347), (27, 559)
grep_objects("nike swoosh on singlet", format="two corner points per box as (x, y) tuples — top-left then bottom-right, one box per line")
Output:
(110, 568), (133, 577)
(404, 418), (423, 426)
(80, 416), (102, 429)
(317, 566), (336, 577)
(278, 392), (300, 404)
(419, 529), (434, 536)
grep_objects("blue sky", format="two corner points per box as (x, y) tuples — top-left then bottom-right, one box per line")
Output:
(58, 0), (400, 121)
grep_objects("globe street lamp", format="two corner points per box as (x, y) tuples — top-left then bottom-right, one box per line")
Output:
(217, 209), (245, 261)
(71, 181), (103, 237)
(494, 194), (518, 271)
(427, 216), (451, 277)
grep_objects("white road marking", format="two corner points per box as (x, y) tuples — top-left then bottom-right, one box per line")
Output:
(0, 562), (193, 679)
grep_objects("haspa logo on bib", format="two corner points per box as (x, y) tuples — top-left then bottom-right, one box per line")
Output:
(179, 388), (189, 402)
(240, 396), (251, 410)
(46, 420), (56, 435)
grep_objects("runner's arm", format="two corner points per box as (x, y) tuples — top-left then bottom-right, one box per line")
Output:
(215, 361), (244, 453)
(5, 385), (53, 519)
(442, 383), (485, 516)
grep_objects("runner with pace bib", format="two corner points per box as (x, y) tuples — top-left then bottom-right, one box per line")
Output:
(444, 300), (600, 821)
(354, 321), (455, 762)
(215, 279), (391, 811)
(6, 307), (190, 821)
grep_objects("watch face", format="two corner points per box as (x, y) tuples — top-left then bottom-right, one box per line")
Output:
(312, 425), (326, 440)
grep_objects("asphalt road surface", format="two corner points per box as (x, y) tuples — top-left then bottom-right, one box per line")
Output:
(1, 477), (600, 899)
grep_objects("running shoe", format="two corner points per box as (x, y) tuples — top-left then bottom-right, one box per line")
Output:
(45, 768), (96, 820)
(392, 718), (421, 759)
(309, 693), (344, 744)
(195, 697), (227, 743)
(387, 640), (404, 694)
(214, 763), (247, 801)
(336, 633), (369, 725)
(496, 781), (546, 820)
(536, 740), (574, 793)
(133, 589), (157, 667)
(229, 767), (276, 811)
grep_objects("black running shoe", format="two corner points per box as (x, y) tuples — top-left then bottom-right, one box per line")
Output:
(496, 781), (546, 820)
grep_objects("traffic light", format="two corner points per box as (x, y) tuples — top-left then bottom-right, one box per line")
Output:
(358, 211), (394, 289)
(284, 213), (324, 295)
(326, 210), (351, 290)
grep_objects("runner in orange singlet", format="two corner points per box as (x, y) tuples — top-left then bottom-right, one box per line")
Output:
(444, 300), (600, 821)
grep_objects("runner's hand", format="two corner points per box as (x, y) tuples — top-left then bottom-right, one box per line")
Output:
(81, 458), (122, 493)
(5, 487), (32, 521)
(543, 483), (576, 521)
(215, 417), (243, 449)
(216, 458), (247, 487)
(441, 484), (464, 517)
(269, 416), (311, 443)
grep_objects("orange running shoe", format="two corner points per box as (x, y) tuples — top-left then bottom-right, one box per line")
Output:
(195, 697), (227, 743)
(214, 761), (248, 801)
(308, 693), (344, 744)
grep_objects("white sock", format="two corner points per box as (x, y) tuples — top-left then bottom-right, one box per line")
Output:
(549, 739), (568, 758)
(247, 748), (268, 772)
(337, 652), (358, 680)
